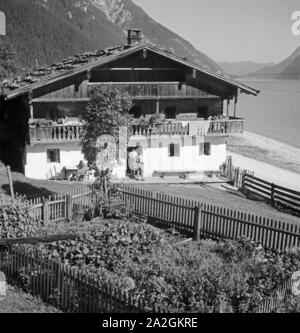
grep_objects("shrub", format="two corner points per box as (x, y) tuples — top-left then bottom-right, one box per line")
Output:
(0, 197), (41, 239)
(101, 198), (133, 220)
(23, 220), (300, 313)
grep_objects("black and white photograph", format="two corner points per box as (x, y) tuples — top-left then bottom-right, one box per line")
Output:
(0, 0), (300, 319)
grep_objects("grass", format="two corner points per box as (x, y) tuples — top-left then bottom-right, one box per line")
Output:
(0, 286), (60, 313)
(1, 163), (300, 225)
(0, 164), (83, 201)
(135, 183), (300, 225)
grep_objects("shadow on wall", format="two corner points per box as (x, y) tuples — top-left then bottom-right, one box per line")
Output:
(1, 181), (54, 199)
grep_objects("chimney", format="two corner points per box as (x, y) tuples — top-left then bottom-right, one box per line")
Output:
(126, 29), (143, 47)
(0, 11), (6, 36)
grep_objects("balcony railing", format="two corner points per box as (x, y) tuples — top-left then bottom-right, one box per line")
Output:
(130, 123), (190, 137)
(131, 118), (245, 137)
(88, 82), (217, 99)
(28, 118), (244, 144)
(206, 118), (245, 136)
(29, 125), (83, 144)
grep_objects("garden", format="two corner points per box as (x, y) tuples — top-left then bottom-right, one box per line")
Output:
(1, 189), (300, 313)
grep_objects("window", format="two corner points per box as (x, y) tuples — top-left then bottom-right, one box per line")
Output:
(204, 143), (211, 156)
(165, 107), (176, 120)
(198, 106), (209, 119)
(169, 143), (180, 157)
(130, 106), (142, 119)
(200, 142), (211, 156)
(47, 149), (60, 163)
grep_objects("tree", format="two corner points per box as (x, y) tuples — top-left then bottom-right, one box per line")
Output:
(81, 85), (133, 165)
(0, 36), (18, 80)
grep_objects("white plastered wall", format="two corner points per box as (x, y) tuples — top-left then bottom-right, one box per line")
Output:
(128, 135), (227, 178)
(25, 143), (85, 180)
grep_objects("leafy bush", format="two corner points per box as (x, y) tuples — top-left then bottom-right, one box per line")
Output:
(24, 220), (300, 313)
(101, 198), (133, 220)
(0, 197), (41, 239)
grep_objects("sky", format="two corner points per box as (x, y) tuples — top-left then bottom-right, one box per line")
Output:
(133, 0), (300, 64)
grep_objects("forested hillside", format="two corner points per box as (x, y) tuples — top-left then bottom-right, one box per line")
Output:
(0, 36), (17, 80)
(0, 0), (124, 69)
(0, 0), (221, 73)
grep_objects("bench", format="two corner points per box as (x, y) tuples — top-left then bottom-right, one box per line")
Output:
(154, 170), (197, 180)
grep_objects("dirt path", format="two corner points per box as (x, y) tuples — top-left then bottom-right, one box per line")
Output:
(230, 152), (300, 192)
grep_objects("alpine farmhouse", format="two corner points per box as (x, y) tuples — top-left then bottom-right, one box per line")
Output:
(0, 30), (259, 180)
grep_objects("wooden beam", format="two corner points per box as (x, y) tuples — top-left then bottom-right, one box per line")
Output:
(132, 96), (220, 101)
(156, 99), (160, 114)
(234, 97), (237, 118)
(28, 90), (34, 120)
(29, 101), (34, 119)
(234, 90), (239, 118)
(0, 234), (79, 246)
(87, 81), (182, 85)
(227, 99), (230, 117)
(32, 98), (90, 103)
(92, 68), (183, 71)
(6, 166), (15, 202)
(192, 69), (197, 79)
(87, 69), (92, 81)
(143, 48), (148, 59)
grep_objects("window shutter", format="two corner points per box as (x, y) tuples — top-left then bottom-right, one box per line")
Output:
(192, 136), (196, 146)
(175, 144), (180, 157)
(169, 143), (178, 157)
(204, 143), (211, 156)
(199, 143), (204, 155)
(57, 150), (61, 163)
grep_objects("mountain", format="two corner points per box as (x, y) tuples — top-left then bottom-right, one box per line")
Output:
(0, 0), (221, 73)
(218, 61), (273, 77)
(245, 46), (300, 79)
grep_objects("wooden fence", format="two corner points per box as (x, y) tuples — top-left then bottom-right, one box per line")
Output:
(28, 186), (95, 223)
(242, 173), (300, 215)
(2, 184), (300, 313)
(119, 185), (300, 252)
(221, 156), (300, 216)
(255, 279), (294, 313)
(0, 246), (156, 313)
(4, 182), (300, 252)
(221, 156), (254, 188)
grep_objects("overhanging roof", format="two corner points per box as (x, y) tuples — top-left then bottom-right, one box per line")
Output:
(2, 43), (260, 101)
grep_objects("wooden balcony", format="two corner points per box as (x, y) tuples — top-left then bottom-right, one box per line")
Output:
(130, 118), (244, 137)
(205, 118), (245, 136)
(131, 118), (244, 138)
(129, 123), (190, 137)
(28, 118), (244, 144)
(88, 82), (218, 99)
(29, 125), (83, 144)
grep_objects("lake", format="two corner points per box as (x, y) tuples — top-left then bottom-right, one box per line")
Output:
(238, 80), (300, 149)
